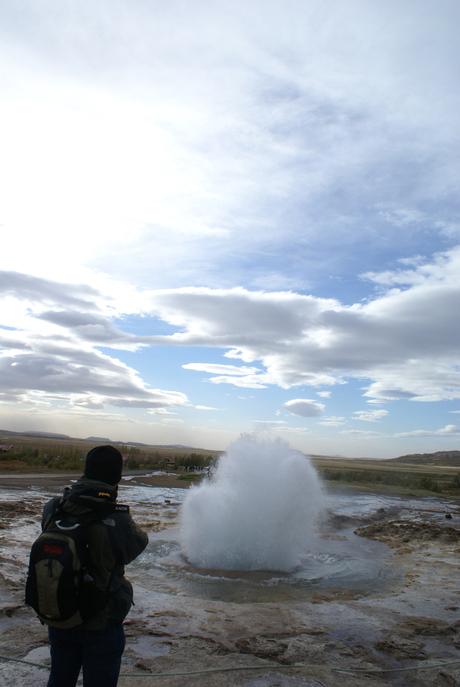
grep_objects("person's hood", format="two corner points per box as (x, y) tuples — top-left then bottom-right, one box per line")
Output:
(61, 475), (118, 516)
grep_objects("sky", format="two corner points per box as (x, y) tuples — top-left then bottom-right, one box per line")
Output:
(1, 0), (460, 458)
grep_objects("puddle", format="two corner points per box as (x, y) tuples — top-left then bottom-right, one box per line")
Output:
(129, 525), (401, 604)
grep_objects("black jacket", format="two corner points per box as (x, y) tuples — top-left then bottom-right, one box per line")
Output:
(42, 476), (148, 629)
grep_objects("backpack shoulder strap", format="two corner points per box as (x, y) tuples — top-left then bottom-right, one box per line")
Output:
(44, 496), (130, 532)
(42, 496), (65, 532)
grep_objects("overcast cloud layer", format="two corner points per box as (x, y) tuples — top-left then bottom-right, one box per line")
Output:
(0, 0), (459, 457)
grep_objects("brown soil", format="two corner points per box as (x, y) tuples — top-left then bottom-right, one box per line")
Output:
(0, 471), (191, 491)
(355, 519), (460, 547)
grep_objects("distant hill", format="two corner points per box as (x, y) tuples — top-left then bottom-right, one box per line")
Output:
(391, 450), (460, 466)
(0, 429), (72, 440)
(93, 440), (199, 450)
(85, 436), (113, 442)
(0, 429), (219, 453)
(152, 444), (196, 449)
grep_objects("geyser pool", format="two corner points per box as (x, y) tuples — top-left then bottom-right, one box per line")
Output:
(179, 435), (324, 571)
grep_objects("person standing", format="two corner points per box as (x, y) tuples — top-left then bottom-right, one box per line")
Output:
(36, 445), (148, 687)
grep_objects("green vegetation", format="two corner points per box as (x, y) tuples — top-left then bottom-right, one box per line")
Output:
(0, 443), (84, 471)
(392, 450), (460, 466)
(178, 473), (206, 482)
(121, 451), (214, 471)
(314, 461), (460, 496)
(2, 433), (459, 498)
(0, 435), (218, 474)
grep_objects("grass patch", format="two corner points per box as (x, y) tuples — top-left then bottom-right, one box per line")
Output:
(0, 435), (218, 474)
(178, 473), (206, 482)
(321, 480), (455, 498)
(0, 460), (81, 473)
(314, 461), (460, 497)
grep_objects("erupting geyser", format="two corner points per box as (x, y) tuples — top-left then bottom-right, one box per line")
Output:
(180, 435), (324, 572)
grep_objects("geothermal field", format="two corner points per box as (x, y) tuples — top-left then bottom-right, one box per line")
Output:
(1, 436), (460, 687)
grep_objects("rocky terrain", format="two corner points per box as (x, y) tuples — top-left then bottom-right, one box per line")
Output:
(1, 477), (460, 687)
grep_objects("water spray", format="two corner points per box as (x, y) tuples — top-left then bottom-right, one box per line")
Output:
(180, 435), (324, 571)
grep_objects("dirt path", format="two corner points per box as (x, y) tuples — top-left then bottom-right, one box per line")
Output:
(0, 471), (191, 491)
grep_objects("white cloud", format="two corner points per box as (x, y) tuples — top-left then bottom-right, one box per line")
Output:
(353, 409), (389, 422)
(362, 245), (460, 289)
(282, 399), (325, 418)
(317, 391), (332, 398)
(1, 1), (459, 294)
(317, 416), (346, 427)
(141, 248), (460, 403)
(184, 364), (272, 388)
(207, 375), (270, 389)
(0, 404), (140, 428)
(183, 359), (272, 388)
(0, 272), (100, 309)
(183, 363), (262, 376)
(274, 426), (312, 436)
(253, 420), (288, 429)
(340, 430), (383, 437)
(339, 424), (460, 441)
(394, 424), (460, 438)
(4, 242), (460, 419)
(0, 273), (191, 414)
(0, 347), (190, 410)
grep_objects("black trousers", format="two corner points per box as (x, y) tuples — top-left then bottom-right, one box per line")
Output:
(47, 624), (125, 687)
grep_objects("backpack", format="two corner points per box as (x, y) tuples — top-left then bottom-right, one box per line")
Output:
(25, 497), (129, 628)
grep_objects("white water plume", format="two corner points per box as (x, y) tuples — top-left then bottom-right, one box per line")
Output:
(180, 435), (324, 571)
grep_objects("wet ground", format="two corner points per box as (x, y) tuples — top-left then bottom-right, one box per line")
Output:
(1, 477), (460, 686)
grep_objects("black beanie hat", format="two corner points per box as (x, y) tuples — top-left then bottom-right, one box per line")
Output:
(84, 445), (123, 485)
